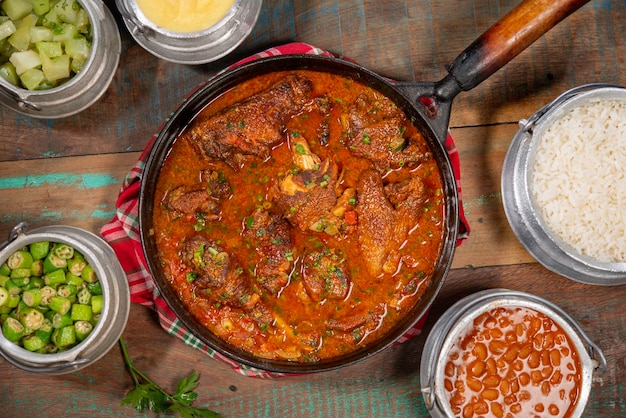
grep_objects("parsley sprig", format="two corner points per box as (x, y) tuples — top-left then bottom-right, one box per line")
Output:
(119, 338), (220, 417)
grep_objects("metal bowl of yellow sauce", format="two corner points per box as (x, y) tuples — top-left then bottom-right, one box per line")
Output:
(115, 0), (262, 65)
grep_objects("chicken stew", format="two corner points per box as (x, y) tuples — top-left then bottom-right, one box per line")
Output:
(151, 70), (446, 362)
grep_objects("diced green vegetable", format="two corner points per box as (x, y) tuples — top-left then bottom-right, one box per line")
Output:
(18, 67), (43, 89)
(74, 320), (92, 341)
(0, 286), (9, 306)
(53, 325), (75, 347)
(0, 0), (91, 90)
(48, 295), (71, 315)
(51, 311), (72, 329)
(31, 0), (49, 16)
(7, 250), (33, 270)
(9, 49), (41, 74)
(29, 241), (50, 260)
(19, 307), (44, 330)
(41, 52), (69, 81)
(90, 294), (103, 314)
(44, 268), (66, 286)
(22, 288), (42, 307)
(7, 13), (37, 51)
(81, 264), (97, 283)
(1, 0), (33, 21)
(2, 316), (24, 342)
(70, 303), (91, 321)
(0, 19), (16, 41)
(22, 333), (46, 351)
(36, 40), (62, 57)
(43, 252), (66, 273)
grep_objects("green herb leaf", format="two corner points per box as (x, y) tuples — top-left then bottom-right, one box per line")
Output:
(119, 339), (221, 417)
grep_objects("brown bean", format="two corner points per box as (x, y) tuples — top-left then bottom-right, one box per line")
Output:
(510, 378), (520, 394)
(484, 315), (497, 329)
(510, 403), (522, 414)
(490, 327), (504, 339)
(503, 345), (519, 363)
(489, 340), (507, 355)
(473, 342), (488, 361)
(548, 404), (560, 415)
(519, 372), (531, 386)
(515, 323), (525, 337)
(541, 349), (551, 366)
(528, 317), (542, 337)
(467, 377), (483, 392)
(541, 365), (554, 379)
(543, 331), (555, 349)
(450, 393), (466, 407)
(542, 381), (551, 396)
(491, 402), (504, 418)
(520, 390), (532, 402)
(533, 333), (544, 350)
(550, 370), (563, 385)
(483, 374), (501, 388)
(499, 378), (510, 395)
(550, 348), (562, 366)
(444, 378), (453, 392)
(486, 357), (497, 375)
(503, 394), (516, 406)
(482, 388), (499, 401)
(519, 343), (533, 359)
(531, 370), (543, 384)
(469, 359), (486, 377)
(528, 350), (541, 368)
(535, 403), (545, 412)
(473, 400), (489, 414)
(445, 361), (455, 377)
(462, 404), (474, 418)
(505, 330), (517, 343)
(512, 359), (523, 371)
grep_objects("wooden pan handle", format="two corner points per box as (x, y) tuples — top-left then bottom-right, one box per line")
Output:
(439, 0), (590, 96)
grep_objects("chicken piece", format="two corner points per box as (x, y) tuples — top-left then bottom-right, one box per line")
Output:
(183, 236), (275, 326)
(242, 210), (295, 295)
(165, 170), (231, 216)
(167, 188), (220, 218)
(343, 94), (429, 172)
(187, 75), (313, 170)
(301, 247), (350, 301)
(273, 159), (345, 235)
(355, 169), (428, 277)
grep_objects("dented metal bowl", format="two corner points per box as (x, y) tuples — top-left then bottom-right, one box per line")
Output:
(0, 222), (130, 374)
(420, 289), (606, 418)
(501, 84), (626, 285)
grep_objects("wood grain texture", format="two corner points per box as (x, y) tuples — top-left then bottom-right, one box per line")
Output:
(1, 264), (624, 417)
(0, 0), (624, 416)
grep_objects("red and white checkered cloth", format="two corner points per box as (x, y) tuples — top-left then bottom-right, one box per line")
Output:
(100, 43), (470, 378)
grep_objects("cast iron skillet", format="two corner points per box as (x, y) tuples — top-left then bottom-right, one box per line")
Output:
(139, 0), (590, 373)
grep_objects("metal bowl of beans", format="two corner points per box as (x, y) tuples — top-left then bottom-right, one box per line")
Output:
(420, 289), (606, 418)
(0, 222), (130, 374)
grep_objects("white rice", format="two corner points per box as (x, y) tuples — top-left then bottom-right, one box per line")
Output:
(530, 98), (626, 263)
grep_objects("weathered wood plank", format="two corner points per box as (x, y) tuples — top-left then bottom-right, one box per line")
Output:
(2, 264), (623, 417)
(0, 1), (622, 163)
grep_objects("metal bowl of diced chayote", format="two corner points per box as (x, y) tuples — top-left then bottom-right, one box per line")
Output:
(0, 222), (130, 374)
(0, 0), (121, 118)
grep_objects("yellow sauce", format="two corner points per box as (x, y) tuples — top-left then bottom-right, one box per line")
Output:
(136, 0), (236, 33)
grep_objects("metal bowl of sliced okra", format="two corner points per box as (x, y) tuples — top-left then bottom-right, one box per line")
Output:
(0, 222), (130, 374)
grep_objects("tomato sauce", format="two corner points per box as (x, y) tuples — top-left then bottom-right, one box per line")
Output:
(151, 70), (446, 362)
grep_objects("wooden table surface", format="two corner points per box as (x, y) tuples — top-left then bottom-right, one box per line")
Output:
(1, 0), (624, 416)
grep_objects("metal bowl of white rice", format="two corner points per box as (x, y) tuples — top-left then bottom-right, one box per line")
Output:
(502, 84), (626, 285)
